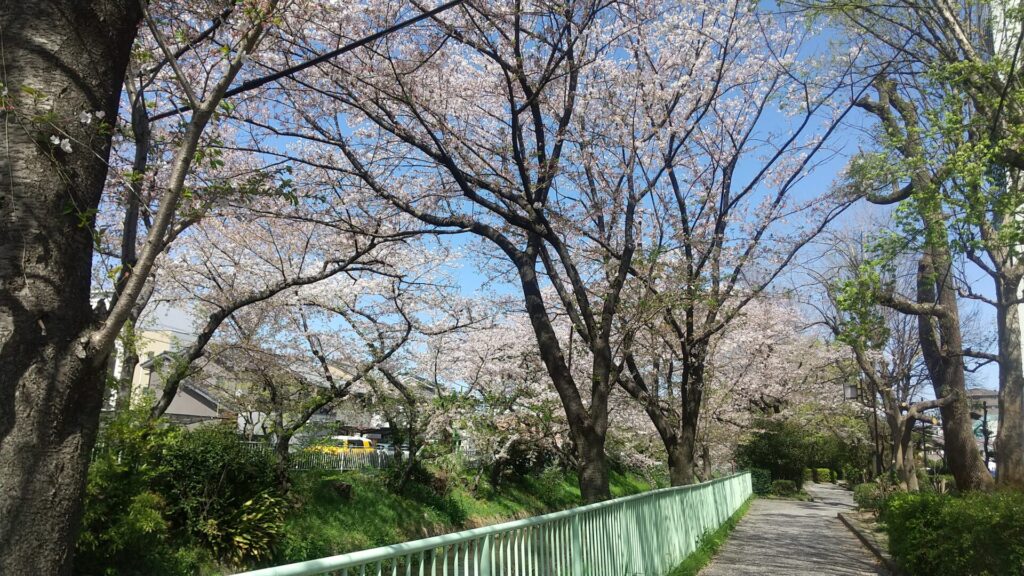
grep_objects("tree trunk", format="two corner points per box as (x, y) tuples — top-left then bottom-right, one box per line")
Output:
(576, 428), (611, 503)
(517, 253), (611, 502)
(669, 350), (706, 486)
(902, 438), (919, 492)
(0, 3), (140, 573)
(995, 279), (1024, 488)
(916, 251), (993, 491)
(114, 346), (139, 412)
(619, 354), (694, 486)
(396, 415), (421, 493)
(273, 434), (293, 494)
(676, 417), (701, 485)
(666, 435), (696, 486)
(700, 443), (712, 482)
(889, 414), (918, 492)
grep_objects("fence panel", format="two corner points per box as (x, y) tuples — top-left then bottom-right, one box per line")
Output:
(240, 442), (394, 471)
(231, 471), (752, 576)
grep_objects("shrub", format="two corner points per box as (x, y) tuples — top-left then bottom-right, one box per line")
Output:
(932, 474), (955, 494)
(842, 463), (864, 484)
(158, 424), (281, 563)
(803, 468), (813, 483)
(770, 480), (797, 496)
(200, 491), (285, 565)
(853, 483), (884, 512)
(814, 468), (832, 483)
(884, 491), (1024, 575)
(735, 420), (811, 488)
(76, 410), (210, 575)
(749, 468), (771, 495)
(78, 415), (282, 573)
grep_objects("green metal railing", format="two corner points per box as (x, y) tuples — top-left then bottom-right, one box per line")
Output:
(233, 471), (752, 576)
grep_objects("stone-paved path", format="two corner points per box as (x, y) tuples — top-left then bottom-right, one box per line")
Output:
(699, 483), (885, 576)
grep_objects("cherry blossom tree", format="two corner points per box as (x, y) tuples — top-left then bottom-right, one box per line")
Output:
(600, 4), (860, 484)
(254, 0), (648, 502)
(140, 192), (427, 419)
(197, 275), (417, 492)
(1, 3), (284, 569)
(429, 312), (570, 485)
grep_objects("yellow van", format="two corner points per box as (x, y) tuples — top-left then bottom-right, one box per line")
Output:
(309, 435), (374, 455)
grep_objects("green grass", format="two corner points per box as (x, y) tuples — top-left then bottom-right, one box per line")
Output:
(667, 496), (755, 576)
(272, 466), (655, 566)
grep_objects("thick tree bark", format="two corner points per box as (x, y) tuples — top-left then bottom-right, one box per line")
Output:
(887, 412), (918, 492)
(618, 340), (706, 486)
(516, 253), (611, 502)
(995, 280), (1024, 488)
(115, 346), (140, 412)
(576, 428), (610, 503)
(273, 431), (293, 494)
(916, 252), (993, 491)
(672, 350), (706, 486)
(0, 2), (141, 574)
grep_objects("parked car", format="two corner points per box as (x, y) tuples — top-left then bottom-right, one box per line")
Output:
(308, 435), (375, 455)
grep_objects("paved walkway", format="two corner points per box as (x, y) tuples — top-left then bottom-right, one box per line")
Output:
(699, 483), (885, 576)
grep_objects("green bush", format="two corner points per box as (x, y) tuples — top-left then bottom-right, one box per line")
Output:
(736, 420), (811, 488)
(158, 424), (280, 563)
(77, 414), (281, 574)
(803, 468), (813, 483)
(771, 480), (797, 496)
(852, 482), (886, 512)
(814, 468), (831, 483)
(884, 491), (1024, 575)
(842, 463), (863, 484)
(749, 468), (771, 495)
(76, 411), (212, 575)
(200, 491), (285, 565)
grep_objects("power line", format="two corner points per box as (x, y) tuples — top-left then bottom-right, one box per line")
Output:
(149, 0), (466, 121)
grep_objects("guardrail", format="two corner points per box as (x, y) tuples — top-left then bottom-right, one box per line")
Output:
(232, 471), (752, 576)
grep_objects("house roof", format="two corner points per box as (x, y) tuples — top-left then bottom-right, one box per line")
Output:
(142, 347), (436, 409)
(966, 388), (999, 398)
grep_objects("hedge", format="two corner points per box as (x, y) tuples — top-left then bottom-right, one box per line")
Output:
(749, 468), (771, 495)
(884, 491), (1024, 575)
(853, 483), (885, 512)
(771, 480), (797, 496)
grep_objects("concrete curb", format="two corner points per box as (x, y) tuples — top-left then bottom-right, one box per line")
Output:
(838, 512), (901, 576)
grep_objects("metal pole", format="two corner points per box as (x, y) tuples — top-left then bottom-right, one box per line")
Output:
(871, 390), (882, 476)
(983, 401), (991, 467)
(921, 422), (928, 473)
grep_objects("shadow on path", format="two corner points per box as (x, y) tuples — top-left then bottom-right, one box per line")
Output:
(699, 483), (884, 576)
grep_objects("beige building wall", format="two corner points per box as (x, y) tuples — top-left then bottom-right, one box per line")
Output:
(111, 329), (188, 407)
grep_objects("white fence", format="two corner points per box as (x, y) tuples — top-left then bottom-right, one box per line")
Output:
(240, 441), (394, 471)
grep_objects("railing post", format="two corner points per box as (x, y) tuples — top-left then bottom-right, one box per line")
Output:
(571, 514), (583, 576)
(479, 535), (492, 576)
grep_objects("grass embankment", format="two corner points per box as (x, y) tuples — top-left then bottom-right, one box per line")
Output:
(666, 496), (755, 576)
(276, 467), (654, 565)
